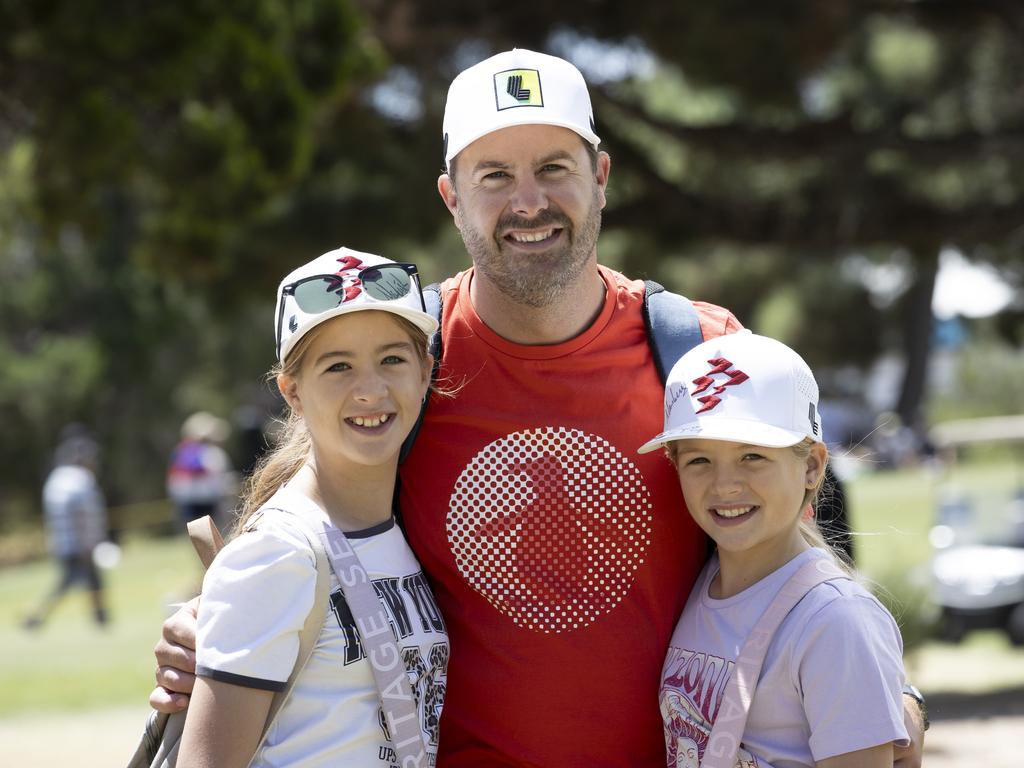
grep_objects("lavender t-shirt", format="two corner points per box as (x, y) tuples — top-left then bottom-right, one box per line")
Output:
(660, 548), (909, 768)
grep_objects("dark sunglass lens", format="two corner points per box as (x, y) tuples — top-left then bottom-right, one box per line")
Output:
(362, 266), (413, 301)
(293, 278), (344, 313)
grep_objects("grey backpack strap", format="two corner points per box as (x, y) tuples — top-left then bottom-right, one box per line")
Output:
(282, 505), (430, 766)
(399, 282), (442, 465)
(642, 280), (704, 384)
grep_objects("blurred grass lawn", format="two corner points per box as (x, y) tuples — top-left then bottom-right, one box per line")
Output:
(848, 458), (1024, 694)
(1, 460), (1022, 716)
(0, 533), (197, 716)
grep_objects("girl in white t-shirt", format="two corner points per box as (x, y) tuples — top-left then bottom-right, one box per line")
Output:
(638, 331), (909, 768)
(179, 247), (448, 768)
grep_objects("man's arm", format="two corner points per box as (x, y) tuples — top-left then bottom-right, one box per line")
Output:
(149, 596), (200, 713)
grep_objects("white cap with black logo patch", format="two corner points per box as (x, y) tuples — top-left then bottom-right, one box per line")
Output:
(442, 48), (601, 170)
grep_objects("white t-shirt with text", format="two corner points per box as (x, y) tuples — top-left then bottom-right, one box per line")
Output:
(196, 486), (448, 768)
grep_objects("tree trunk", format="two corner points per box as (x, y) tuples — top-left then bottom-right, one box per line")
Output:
(895, 248), (939, 434)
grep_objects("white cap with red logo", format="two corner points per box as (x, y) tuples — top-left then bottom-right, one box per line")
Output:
(638, 330), (824, 454)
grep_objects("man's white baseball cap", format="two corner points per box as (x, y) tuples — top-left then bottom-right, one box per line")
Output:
(442, 48), (601, 170)
(638, 330), (824, 454)
(275, 246), (437, 363)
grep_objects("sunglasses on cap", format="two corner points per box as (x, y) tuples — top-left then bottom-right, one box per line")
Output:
(275, 262), (426, 360)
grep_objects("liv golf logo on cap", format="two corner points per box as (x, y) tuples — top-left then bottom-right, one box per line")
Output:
(494, 68), (543, 110)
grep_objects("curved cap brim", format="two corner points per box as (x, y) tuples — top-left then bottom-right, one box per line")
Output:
(637, 418), (810, 454)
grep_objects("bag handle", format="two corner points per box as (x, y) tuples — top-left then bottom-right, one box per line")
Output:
(701, 557), (849, 768)
(185, 516), (225, 569)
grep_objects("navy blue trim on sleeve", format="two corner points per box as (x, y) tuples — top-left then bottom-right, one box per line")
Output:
(196, 665), (287, 692)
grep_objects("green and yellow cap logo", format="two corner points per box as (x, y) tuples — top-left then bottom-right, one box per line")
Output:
(494, 68), (544, 110)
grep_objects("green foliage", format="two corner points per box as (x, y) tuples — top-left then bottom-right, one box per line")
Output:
(0, 1), (382, 516)
(1, 0), (380, 271)
(1, 3), (1022, 528)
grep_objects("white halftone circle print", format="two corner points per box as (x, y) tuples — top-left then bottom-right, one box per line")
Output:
(447, 427), (654, 633)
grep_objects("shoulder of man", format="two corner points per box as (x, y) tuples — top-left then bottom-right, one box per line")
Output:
(600, 266), (744, 338)
(692, 300), (745, 339)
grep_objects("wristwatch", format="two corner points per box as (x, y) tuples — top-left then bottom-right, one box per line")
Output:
(902, 682), (930, 731)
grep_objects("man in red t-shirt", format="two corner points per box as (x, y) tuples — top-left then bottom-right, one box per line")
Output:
(151, 48), (924, 767)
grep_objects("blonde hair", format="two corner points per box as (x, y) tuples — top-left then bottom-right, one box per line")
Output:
(232, 313), (430, 536)
(789, 439), (854, 574)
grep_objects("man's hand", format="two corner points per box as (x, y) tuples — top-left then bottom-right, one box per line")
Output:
(893, 692), (925, 767)
(149, 596), (200, 714)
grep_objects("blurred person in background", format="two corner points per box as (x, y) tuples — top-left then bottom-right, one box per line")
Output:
(23, 426), (110, 629)
(166, 411), (235, 530)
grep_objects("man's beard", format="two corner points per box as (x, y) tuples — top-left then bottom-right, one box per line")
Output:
(459, 191), (603, 308)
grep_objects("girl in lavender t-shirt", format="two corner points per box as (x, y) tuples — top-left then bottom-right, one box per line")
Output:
(639, 331), (909, 768)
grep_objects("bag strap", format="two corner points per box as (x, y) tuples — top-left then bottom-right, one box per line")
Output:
(399, 282), (443, 467)
(701, 557), (849, 768)
(185, 516), (225, 568)
(642, 280), (704, 384)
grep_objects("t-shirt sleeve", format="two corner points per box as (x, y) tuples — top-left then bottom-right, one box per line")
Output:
(195, 523), (319, 691)
(694, 301), (744, 340)
(792, 590), (910, 761)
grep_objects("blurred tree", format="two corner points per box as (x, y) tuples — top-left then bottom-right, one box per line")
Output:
(0, 0), (380, 522)
(353, 0), (1024, 433)
(2, 1), (1022, 528)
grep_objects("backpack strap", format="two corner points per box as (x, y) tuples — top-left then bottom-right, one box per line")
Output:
(399, 282), (443, 466)
(642, 280), (704, 385)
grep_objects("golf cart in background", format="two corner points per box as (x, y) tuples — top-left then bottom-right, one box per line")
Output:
(928, 415), (1024, 644)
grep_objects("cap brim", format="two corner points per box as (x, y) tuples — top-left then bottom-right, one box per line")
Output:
(280, 304), (438, 362)
(638, 417), (810, 454)
(446, 118), (601, 168)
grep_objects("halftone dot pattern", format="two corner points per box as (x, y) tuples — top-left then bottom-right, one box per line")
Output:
(446, 427), (655, 633)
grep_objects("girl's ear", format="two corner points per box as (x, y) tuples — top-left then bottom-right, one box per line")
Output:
(805, 442), (828, 488)
(278, 373), (302, 416)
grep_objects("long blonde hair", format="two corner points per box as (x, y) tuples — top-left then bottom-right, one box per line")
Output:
(791, 438), (855, 574)
(232, 314), (430, 536)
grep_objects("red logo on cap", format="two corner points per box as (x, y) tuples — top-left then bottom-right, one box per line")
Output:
(691, 357), (749, 413)
(324, 255), (364, 302)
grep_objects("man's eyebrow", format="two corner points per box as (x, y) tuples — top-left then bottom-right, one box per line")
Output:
(470, 150), (578, 175)
(471, 159), (511, 174)
(536, 150), (576, 165)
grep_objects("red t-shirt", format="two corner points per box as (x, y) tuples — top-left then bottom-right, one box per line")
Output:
(400, 266), (742, 766)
